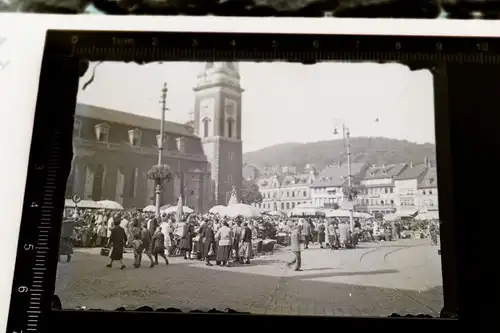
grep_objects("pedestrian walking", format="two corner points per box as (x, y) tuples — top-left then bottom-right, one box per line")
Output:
(300, 218), (311, 249)
(152, 226), (169, 265)
(239, 222), (252, 264)
(106, 219), (127, 269)
(201, 221), (215, 266)
(287, 223), (302, 271)
(215, 221), (233, 267)
(140, 222), (155, 268)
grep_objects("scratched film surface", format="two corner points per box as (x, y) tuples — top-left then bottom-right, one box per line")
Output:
(55, 60), (443, 316)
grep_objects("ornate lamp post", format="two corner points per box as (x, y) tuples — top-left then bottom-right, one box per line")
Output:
(147, 83), (173, 218)
(334, 122), (355, 232)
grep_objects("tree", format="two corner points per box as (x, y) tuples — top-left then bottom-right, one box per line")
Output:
(240, 179), (263, 205)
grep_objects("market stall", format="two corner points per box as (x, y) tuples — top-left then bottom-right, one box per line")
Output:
(225, 203), (262, 218)
(208, 205), (228, 215)
(289, 203), (325, 217)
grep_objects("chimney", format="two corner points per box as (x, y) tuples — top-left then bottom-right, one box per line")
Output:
(409, 161), (414, 168)
(424, 156), (429, 167)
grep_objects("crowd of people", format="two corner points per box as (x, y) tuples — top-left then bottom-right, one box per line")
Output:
(59, 208), (440, 270)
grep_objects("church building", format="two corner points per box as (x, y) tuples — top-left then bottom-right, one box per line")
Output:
(66, 62), (243, 212)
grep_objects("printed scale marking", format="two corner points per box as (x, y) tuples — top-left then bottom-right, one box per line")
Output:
(66, 34), (499, 64)
(17, 129), (61, 333)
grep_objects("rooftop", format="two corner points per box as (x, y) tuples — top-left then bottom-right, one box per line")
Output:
(363, 163), (407, 180)
(418, 167), (438, 189)
(310, 162), (367, 188)
(394, 164), (428, 181)
(75, 103), (198, 138)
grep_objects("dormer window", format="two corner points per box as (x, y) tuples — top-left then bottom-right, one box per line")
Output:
(370, 172), (375, 176)
(94, 123), (109, 142)
(128, 128), (142, 146)
(427, 179), (432, 185)
(73, 119), (82, 137)
(382, 171), (387, 175)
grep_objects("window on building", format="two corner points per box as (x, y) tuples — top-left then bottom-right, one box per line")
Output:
(390, 200), (394, 204)
(129, 167), (138, 197)
(281, 202), (284, 210)
(292, 191), (295, 197)
(286, 202), (290, 209)
(202, 117), (210, 138)
(227, 118), (235, 138)
(385, 188), (388, 194)
(390, 188), (394, 193)
(228, 175), (232, 182)
(423, 190), (426, 195)
(429, 190), (433, 195)
(303, 190), (306, 197)
(228, 152), (233, 161)
(94, 123), (110, 142)
(73, 119), (82, 137)
(292, 202), (296, 208)
(128, 128), (142, 146)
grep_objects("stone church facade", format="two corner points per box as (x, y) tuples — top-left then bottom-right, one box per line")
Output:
(65, 62), (243, 212)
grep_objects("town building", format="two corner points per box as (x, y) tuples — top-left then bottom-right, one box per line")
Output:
(355, 163), (407, 214)
(393, 161), (430, 215)
(417, 161), (438, 212)
(66, 62), (243, 211)
(310, 162), (369, 208)
(254, 165), (317, 212)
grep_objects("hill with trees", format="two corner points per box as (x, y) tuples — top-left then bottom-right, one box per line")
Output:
(243, 137), (436, 171)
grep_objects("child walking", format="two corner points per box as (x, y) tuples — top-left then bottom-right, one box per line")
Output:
(152, 226), (169, 265)
(131, 234), (143, 268)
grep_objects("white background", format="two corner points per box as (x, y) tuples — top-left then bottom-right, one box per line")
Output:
(0, 14), (498, 333)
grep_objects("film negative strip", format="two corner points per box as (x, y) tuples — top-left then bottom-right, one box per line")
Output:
(9, 29), (497, 333)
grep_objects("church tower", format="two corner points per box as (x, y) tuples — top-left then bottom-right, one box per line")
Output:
(193, 62), (244, 206)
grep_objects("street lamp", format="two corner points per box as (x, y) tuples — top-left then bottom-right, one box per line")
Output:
(155, 82), (168, 218)
(334, 122), (355, 232)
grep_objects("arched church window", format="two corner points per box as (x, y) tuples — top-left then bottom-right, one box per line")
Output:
(227, 118), (235, 138)
(202, 117), (211, 138)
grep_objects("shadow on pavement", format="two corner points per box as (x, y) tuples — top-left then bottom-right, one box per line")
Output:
(288, 268), (400, 280)
(55, 251), (443, 317)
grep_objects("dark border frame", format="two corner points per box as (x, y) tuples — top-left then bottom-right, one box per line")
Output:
(9, 30), (482, 333)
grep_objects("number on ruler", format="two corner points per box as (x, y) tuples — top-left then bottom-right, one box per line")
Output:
(395, 42), (402, 50)
(230, 40), (236, 47)
(192, 39), (198, 47)
(152, 37), (158, 46)
(24, 244), (34, 251)
(13, 330), (23, 333)
(18, 286), (28, 293)
(477, 42), (488, 52)
(35, 164), (44, 170)
(271, 40), (278, 48)
(313, 40), (319, 48)
(30, 202), (38, 208)
(436, 42), (443, 51)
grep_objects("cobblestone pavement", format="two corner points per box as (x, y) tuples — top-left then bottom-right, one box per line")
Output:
(55, 239), (443, 317)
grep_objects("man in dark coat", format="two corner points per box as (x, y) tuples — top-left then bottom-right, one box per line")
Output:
(197, 220), (209, 261)
(201, 221), (215, 266)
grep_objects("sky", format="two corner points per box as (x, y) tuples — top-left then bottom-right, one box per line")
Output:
(77, 61), (435, 153)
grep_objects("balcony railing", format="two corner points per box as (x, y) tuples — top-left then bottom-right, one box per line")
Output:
(74, 138), (207, 162)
